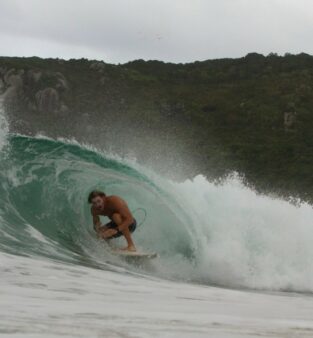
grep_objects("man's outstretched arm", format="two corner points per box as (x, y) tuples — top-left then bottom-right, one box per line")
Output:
(91, 208), (102, 232)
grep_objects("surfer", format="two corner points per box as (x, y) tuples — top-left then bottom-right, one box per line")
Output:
(88, 190), (137, 252)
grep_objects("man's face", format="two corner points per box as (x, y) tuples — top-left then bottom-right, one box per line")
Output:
(92, 196), (104, 210)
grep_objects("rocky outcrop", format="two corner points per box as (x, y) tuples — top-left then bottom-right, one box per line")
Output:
(27, 69), (42, 84)
(3, 68), (17, 84)
(0, 66), (69, 114)
(90, 61), (106, 73)
(284, 112), (297, 131)
(55, 72), (69, 92)
(99, 76), (106, 86)
(1, 69), (25, 108)
(90, 62), (108, 85)
(0, 78), (4, 93)
(35, 88), (60, 113)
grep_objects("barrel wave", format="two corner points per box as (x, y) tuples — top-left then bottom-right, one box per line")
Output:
(1, 134), (313, 293)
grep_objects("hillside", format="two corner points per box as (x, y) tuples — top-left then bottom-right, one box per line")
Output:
(1, 53), (313, 203)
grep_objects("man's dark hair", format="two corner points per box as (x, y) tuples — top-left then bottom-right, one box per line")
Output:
(88, 190), (106, 203)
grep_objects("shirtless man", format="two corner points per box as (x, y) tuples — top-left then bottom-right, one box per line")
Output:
(88, 190), (136, 252)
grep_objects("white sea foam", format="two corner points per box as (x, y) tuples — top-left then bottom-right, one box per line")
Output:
(166, 174), (313, 291)
(1, 252), (313, 338)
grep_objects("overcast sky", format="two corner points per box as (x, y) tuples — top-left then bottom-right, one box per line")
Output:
(1, 0), (313, 64)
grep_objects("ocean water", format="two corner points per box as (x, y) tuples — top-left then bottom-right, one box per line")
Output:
(1, 103), (313, 337)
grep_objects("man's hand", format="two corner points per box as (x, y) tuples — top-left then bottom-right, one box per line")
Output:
(98, 228), (118, 239)
(91, 207), (102, 231)
(94, 224), (101, 232)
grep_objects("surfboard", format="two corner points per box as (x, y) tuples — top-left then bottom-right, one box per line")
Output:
(111, 249), (158, 259)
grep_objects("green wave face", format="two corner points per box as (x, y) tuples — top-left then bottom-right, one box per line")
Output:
(0, 135), (194, 272)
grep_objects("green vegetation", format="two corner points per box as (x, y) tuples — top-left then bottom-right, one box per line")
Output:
(1, 53), (313, 203)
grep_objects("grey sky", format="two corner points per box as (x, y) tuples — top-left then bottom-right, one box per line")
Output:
(0, 0), (313, 63)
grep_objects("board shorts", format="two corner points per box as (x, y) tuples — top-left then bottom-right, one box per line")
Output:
(106, 218), (137, 239)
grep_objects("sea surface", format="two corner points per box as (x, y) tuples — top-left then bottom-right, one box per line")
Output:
(1, 101), (313, 337)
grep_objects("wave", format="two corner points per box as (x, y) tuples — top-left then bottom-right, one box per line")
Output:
(1, 132), (313, 293)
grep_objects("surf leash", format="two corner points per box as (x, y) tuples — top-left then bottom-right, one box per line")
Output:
(131, 208), (147, 227)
